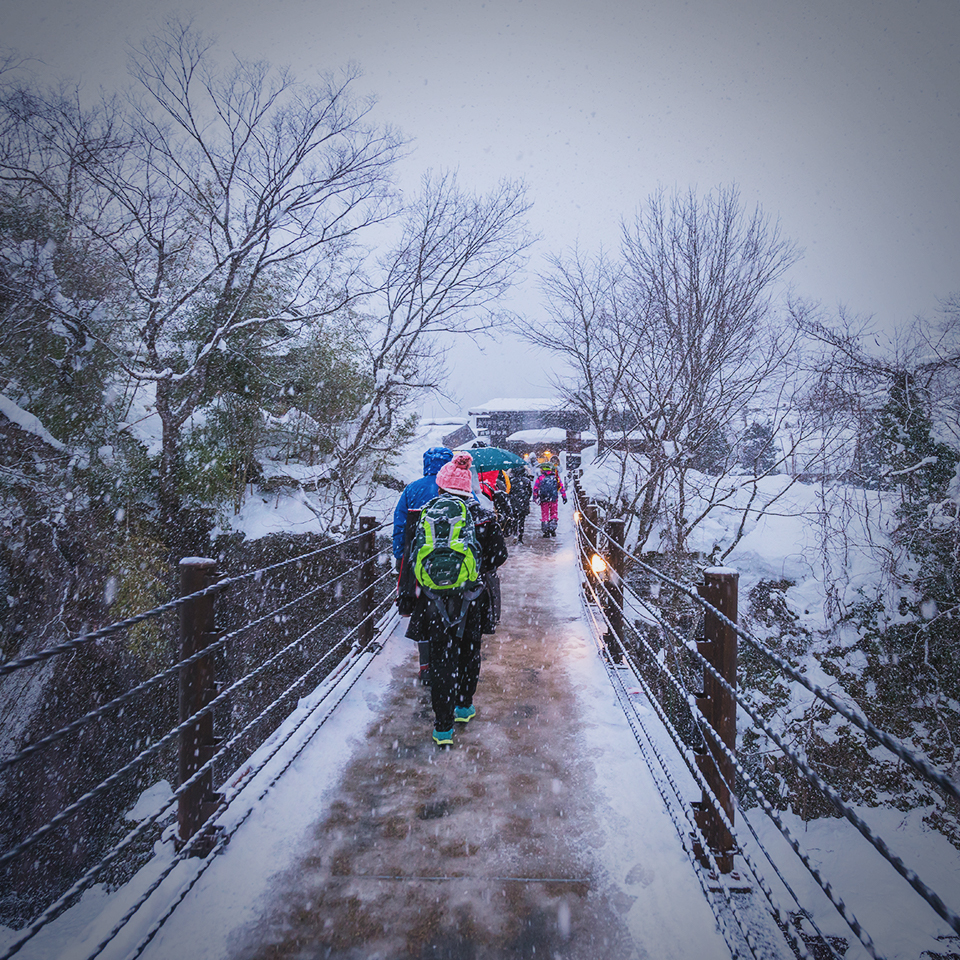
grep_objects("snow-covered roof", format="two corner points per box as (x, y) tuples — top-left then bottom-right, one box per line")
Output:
(468, 398), (565, 413)
(508, 427), (580, 443)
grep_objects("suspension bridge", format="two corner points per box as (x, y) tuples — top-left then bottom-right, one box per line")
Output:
(1, 494), (959, 960)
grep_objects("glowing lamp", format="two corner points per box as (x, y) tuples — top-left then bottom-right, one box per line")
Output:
(590, 553), (608, 577)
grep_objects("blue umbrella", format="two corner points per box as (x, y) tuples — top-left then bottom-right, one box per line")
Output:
(457, 445), (526, 472)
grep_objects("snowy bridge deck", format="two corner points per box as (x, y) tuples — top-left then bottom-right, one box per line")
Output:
(120, 522), (770, 960)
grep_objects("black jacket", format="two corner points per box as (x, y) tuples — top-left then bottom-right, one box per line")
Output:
(469, 501), (509, 573)
(507, 473), (533, 517)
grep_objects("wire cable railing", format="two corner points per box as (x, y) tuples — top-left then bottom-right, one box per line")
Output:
(593, 519), (960, 808)
(578, 585), (764, 960)
(578, 539), (840, 959)
(573, 489), (960, 959)
(0, 523), (378, 679)
(0, 553), (376, 777)
(0, 519), (393, 959)
(585, 567), (880, 959)
(86, 590), (398, 960)
(580, 504), (960, 936)
(0, 560), (391, 871)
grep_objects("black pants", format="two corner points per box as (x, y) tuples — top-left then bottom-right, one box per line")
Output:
(428, 598), (484, 731)
(515, 511), (527, 541)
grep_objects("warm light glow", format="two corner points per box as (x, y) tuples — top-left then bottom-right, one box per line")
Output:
(573, 511), (581, 524)
(590, 553), (608, 576)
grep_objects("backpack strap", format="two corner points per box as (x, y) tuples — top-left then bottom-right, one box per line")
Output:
(422, 584), (486, 639)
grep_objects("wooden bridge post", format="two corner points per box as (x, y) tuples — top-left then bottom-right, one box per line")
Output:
(580, 498), (599, 581)
(357, 516), (377, 644)
(693, 567), (739, 873)
(178, 557), (223, 854)
(604, 519), (625, 663)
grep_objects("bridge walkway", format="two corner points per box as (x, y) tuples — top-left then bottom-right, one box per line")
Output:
(140, 519), (735, 960)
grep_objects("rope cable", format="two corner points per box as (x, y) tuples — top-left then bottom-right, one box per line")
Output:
(577, 526), (760, 959)
(609, 545), (960, 942)
(616, 583), (841, 959)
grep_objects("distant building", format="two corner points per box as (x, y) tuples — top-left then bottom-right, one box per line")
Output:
(468, 398), (589, 445)
(441, 422), (476, 449)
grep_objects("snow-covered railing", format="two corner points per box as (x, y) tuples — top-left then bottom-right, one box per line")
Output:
(572, 483), (960, 960)
(0, 519), (394, 960)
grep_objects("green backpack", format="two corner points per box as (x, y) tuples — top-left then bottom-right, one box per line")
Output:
(413, 494), (480, 591)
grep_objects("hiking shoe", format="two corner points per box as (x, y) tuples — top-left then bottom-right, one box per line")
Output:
(418, 664), (431, 685)
(433, 728), (453, 746)
(454, 705), (476, 724)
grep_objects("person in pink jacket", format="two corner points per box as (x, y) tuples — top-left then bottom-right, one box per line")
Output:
(532, 463), (566, 537)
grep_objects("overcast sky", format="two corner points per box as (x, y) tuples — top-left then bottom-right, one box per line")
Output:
(5, 0), (959, 415)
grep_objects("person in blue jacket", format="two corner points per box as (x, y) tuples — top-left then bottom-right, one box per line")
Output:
(392, 446), (454, 559)
(392, 446), (453, 682)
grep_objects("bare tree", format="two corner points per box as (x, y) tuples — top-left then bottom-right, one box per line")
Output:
(801, 299), (960, 458)
(1, 23), (400, 548)
(797, 299), (960, 787)
(526, 247), (638, 456)
(3, 27), (536, 543)
(531, 186), (813, 556)
(611, 186), (803, 550)
(291, 170), (534, 529)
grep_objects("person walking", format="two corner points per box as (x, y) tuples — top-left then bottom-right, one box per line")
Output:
(532, 462), (566, 537)
(507, 465), (533, 543)
(392, 446), (453, 683)
(407, 452), (507, 746)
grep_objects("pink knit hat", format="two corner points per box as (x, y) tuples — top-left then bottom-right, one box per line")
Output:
(436, 452), (473, 496)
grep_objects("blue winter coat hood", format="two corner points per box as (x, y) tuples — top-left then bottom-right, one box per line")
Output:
(423, 446), (453, 477)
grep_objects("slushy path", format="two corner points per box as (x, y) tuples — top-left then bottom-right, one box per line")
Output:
(225, 522), (731, 960)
